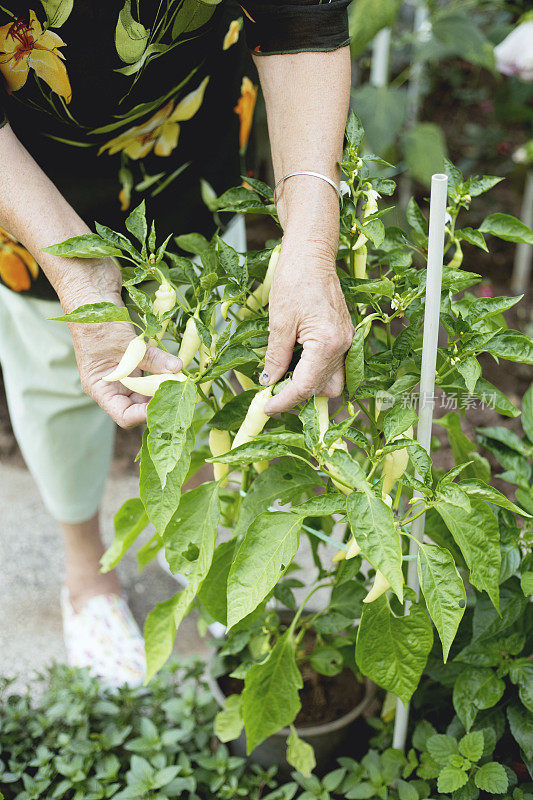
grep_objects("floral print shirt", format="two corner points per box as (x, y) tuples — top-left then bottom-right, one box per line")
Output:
(0, 0), (350, 298)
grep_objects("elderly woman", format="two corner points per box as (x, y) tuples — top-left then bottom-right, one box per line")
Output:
(0, 0), (353, 685)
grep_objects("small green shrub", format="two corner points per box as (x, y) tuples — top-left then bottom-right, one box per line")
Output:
(0, 658), (279, 800)
(1, 658), (532, 799)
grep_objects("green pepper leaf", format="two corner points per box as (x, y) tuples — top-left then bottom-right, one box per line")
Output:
(50, 302), (131, 323)
(435, 497), (500, 610)
(214, 695), (244, 743)
(286, 728), (316, 778)
(347, 491), (403, 601)
(217, 235), (247, 287)
(453, 667), (505, 731)
(146, 379), (197, 488)
(43, 233), (123, 259)
(345, 327), (365, 396)
(355, 595), (433, 705)
(140, 427), (195, 534)
(242, 631), (302, 753)
(227, 511), (303, 627)
(101, 498), (148, 572)
(479, 213), (533, 245)
(144, 482), (219, 681)
(417, 543), (466, 661)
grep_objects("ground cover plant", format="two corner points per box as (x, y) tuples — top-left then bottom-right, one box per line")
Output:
(45, 112), (533, 763)
(1, 658), (532, 799)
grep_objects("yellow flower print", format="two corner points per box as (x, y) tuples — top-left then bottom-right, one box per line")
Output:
(118, 187), (130, 211)
(0, 10), (71, 102)
(239, 5), (255, 22)
(0, 226), (38, 292)
(234, 76), (257, 153)
(223, 19), (241, 50)
(99, 77), (210, 160)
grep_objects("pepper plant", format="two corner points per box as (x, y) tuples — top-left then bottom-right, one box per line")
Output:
(46, 112), (533, 756)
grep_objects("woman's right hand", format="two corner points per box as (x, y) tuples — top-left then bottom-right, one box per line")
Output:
(60, 266), (183, 429)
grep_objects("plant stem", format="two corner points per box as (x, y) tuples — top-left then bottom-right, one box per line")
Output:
(289, 581), (334, 641)
(401, 503), (429, 527)
(393, 480), (403, 511)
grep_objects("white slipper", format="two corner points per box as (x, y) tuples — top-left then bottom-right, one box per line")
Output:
(61, 588), (146, 688)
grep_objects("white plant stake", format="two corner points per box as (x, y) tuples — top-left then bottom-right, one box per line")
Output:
(400, 0), (431, 209)
(370, 27), (391, 87)
(392, 173), (448, 751)
(511, 170), (533, 295)
(406, 0), (430, 127)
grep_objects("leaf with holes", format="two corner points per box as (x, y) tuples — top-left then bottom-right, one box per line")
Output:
(417, 543), (466, 661)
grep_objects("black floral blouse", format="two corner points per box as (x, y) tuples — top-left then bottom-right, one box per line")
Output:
(0, 0), (350, 298)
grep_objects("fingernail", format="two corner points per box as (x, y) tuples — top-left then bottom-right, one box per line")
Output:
(259, 371), (269, 386)
(166, 356), (182, 371)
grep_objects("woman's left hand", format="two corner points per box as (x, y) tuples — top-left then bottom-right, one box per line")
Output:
(261, 237), (354, 415)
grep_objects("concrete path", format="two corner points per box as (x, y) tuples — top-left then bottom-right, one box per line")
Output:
(0, 461), (208, 692)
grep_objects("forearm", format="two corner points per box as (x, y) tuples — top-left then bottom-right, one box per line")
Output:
(254, 47), (351, 255)
(0, 124), (121, 310)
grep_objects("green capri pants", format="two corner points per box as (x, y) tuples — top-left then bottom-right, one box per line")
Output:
(0, 217), (245, 524)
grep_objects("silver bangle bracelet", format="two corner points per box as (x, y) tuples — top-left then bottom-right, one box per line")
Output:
(273, 170), (342, 205)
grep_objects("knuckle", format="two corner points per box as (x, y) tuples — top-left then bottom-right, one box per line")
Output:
(343, 332), (354, 350)
(323, 327), (354, 354)
(323, 333), (343, 353)
(296, 379), (316, 398)
(141, 350), (154, 368)
(269, 321), (287, 339)
(265, 350), (285, 369)
(330, 374), (345, 396)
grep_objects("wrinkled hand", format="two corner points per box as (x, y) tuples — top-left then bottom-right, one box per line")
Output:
(261, 240), (353, 414)
(63, 281), (182, 429)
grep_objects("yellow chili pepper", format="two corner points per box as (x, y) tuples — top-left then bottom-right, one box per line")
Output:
(332, 535), (361, 563)
(260, 243), (281, 305)
(120, 372), (186, 396)
(221, 298), (233, 320)
(232, 385), (273, 450)
(178, 316), (201, 368)
(346, 536), (362, 559)
(315, 395), (330, 443)
(198, 333), (218, 396)
(237, 243), (281, 320)
(237, 285), (263, 320)
(103, 336), (146, 382)
(209, 428), (231, 485)
(325, 439), (350, 495)
(332, 548), (346, 563)
(316, 394), (350, 492)
(352, 190), (379, 251)
(448, 241), (463, 269)
(353, 244), (367, 279)
(153, 280), (176, 318)
(363, 570), (390, 603)
(381, 426), (413, 497)
(234, 371), (256, 391)
(150, 280), (177, 345)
